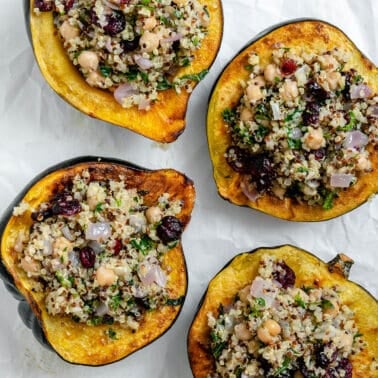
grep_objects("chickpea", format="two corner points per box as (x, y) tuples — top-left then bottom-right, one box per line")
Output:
(324, 299), (339, 317)
(145, 206), (162, 224)
(78, 51), (99, 72)
(53, 237), (72, 256)
(86, 71), (106, 87)
(20, 257), (39, 273)
(325, 71), (342, 91)
(238, 285), (251, 302)
(264, 64), (280, 82)
(246, 84), (263, 103)
(59, 20), (79, 42)
(143, 17), (157, 31)
(96, 266), (116, 286)
(240, 108), (253, 122)
(257, 319), (281, 344)
(303, 127), (325, 150)
(139, 31), (160, 53)
(234, 323), (252, 341)
(281, 80), (299, 102)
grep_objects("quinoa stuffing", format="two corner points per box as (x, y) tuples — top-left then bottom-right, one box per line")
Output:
(14, 170), (185, 330)
(33, 0), (210, 110)
(207, 255), (367, 378)
(223, 47), (378, 209)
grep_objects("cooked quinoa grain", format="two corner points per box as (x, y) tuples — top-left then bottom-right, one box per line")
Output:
(223, 48), (378, 209)
(34, 0), (209, 110)
(207, 255), (367, 378)
(15, 170), (184, 329)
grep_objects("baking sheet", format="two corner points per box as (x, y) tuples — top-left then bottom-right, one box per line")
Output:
(0, 0), (377, 377)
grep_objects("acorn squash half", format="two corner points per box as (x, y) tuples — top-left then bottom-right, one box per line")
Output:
(188, 245), (378, 377)
(207, 19), (378, 221)
(0, 156), (195, 365)
(26, 0), (223, 143)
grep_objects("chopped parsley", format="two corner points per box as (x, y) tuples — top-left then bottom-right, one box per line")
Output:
(222, 108), (237, 126)
(338, 111), (357, 131)
(130, 235), (154, 255)
(106, 328), (118, 340)
(210, 331), (227, 359)
(166, 296), (185, 306)
(273, 356), (291, 376)
(99, 65), (112, 78)
(178, 69), (208, 83)
(322, 191), (337, 210)
(94, 202), (103, 213)
(294, 294), (307, 309)
(110, 293), (122, 311)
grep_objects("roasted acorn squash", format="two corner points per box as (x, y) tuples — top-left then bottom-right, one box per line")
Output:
(207, 20), (378, 221)
(0, 156), (195, 365)
(26, 0), (223, 143)
(188, 245), (378, 377)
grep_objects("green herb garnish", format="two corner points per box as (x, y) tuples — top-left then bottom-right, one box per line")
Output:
(323, 191), (337, 210)
(130, 235), (154, 255)
(273, 356), (291, 376)
(166, 296), (185, 306)
(106, 328), (118, 340)
(294, 294), (307, 309)
(99, 65), (112, 78)
(179, 69), (208, 82)
(222, 108), (237, 126)
(94, 202), (103, 213)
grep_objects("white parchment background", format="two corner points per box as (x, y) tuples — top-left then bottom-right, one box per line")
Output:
(0, 0), (377, 377)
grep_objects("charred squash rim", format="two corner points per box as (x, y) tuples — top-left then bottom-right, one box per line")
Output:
(26, 0), (224, 143)
(207, 19), (378, 221)
(0, 156), (196, 365)
(187, 244), (378, 378)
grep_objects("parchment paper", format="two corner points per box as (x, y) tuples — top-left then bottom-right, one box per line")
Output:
(0, 0), (377, 377)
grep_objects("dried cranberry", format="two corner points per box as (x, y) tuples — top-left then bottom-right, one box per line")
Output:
(157, 216), (183, 244)
(102, 314), (114, 324)
(79, 247), (96, 268)
(302, 102), (320, 126)
(62, 0), (74, 11)
(121, 36), (140, 52)
(249, 154), (276, 192)
(103, 11), (126, 36)
(135, 297), (151, 310)
(34, 0), (53, 11)
(273, 261), (295, 288)
(315, 343), (338, 369)
(172, 40), (180, 51)
(314, 148), (326, 160)
(51, 191), (81, 216)
(226, 146), (252, 173)
(306, 80), (329, 102)
(113, 239), (122, 255)
(280, 59), (297, 76)
(336, 358), (352, 378)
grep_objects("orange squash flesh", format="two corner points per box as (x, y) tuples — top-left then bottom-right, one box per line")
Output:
(0, 157), (195, 365)
(207, 20), (378, 221)
(28, 0), (223, 143)
(188, 245), (378, 378)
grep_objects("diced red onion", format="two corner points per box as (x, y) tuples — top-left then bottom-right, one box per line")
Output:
(129, 214), (147, 232)
(134, 55), (153, 70)
(68, 251), (80, 267)
(290, 127), (303, 139)
(367, 105), (378, 118)
(330, 173), (355, 188)
(139, 262), (167, 287)
(270, 101), (282, 120)
(62, 225), (75, 241)
(85, 222), (112, 241)
(43, 239), (53, 256)
(88, 240), (103, 254)
(343, 130), (368, 149)
(240, 176), (260, 202)
(350, 84), (372, 99)
(114, 83), (138, 105)
(162, 33), (183, 43)
(250, 277), (277, 307)
(95, 302), (109, 316)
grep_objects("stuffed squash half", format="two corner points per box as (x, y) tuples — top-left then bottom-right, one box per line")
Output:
(188, 245), (378, 378)
(207, 20), (378, 221)
(0, 157), (195, 365)
(28, 0), (223, 142)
